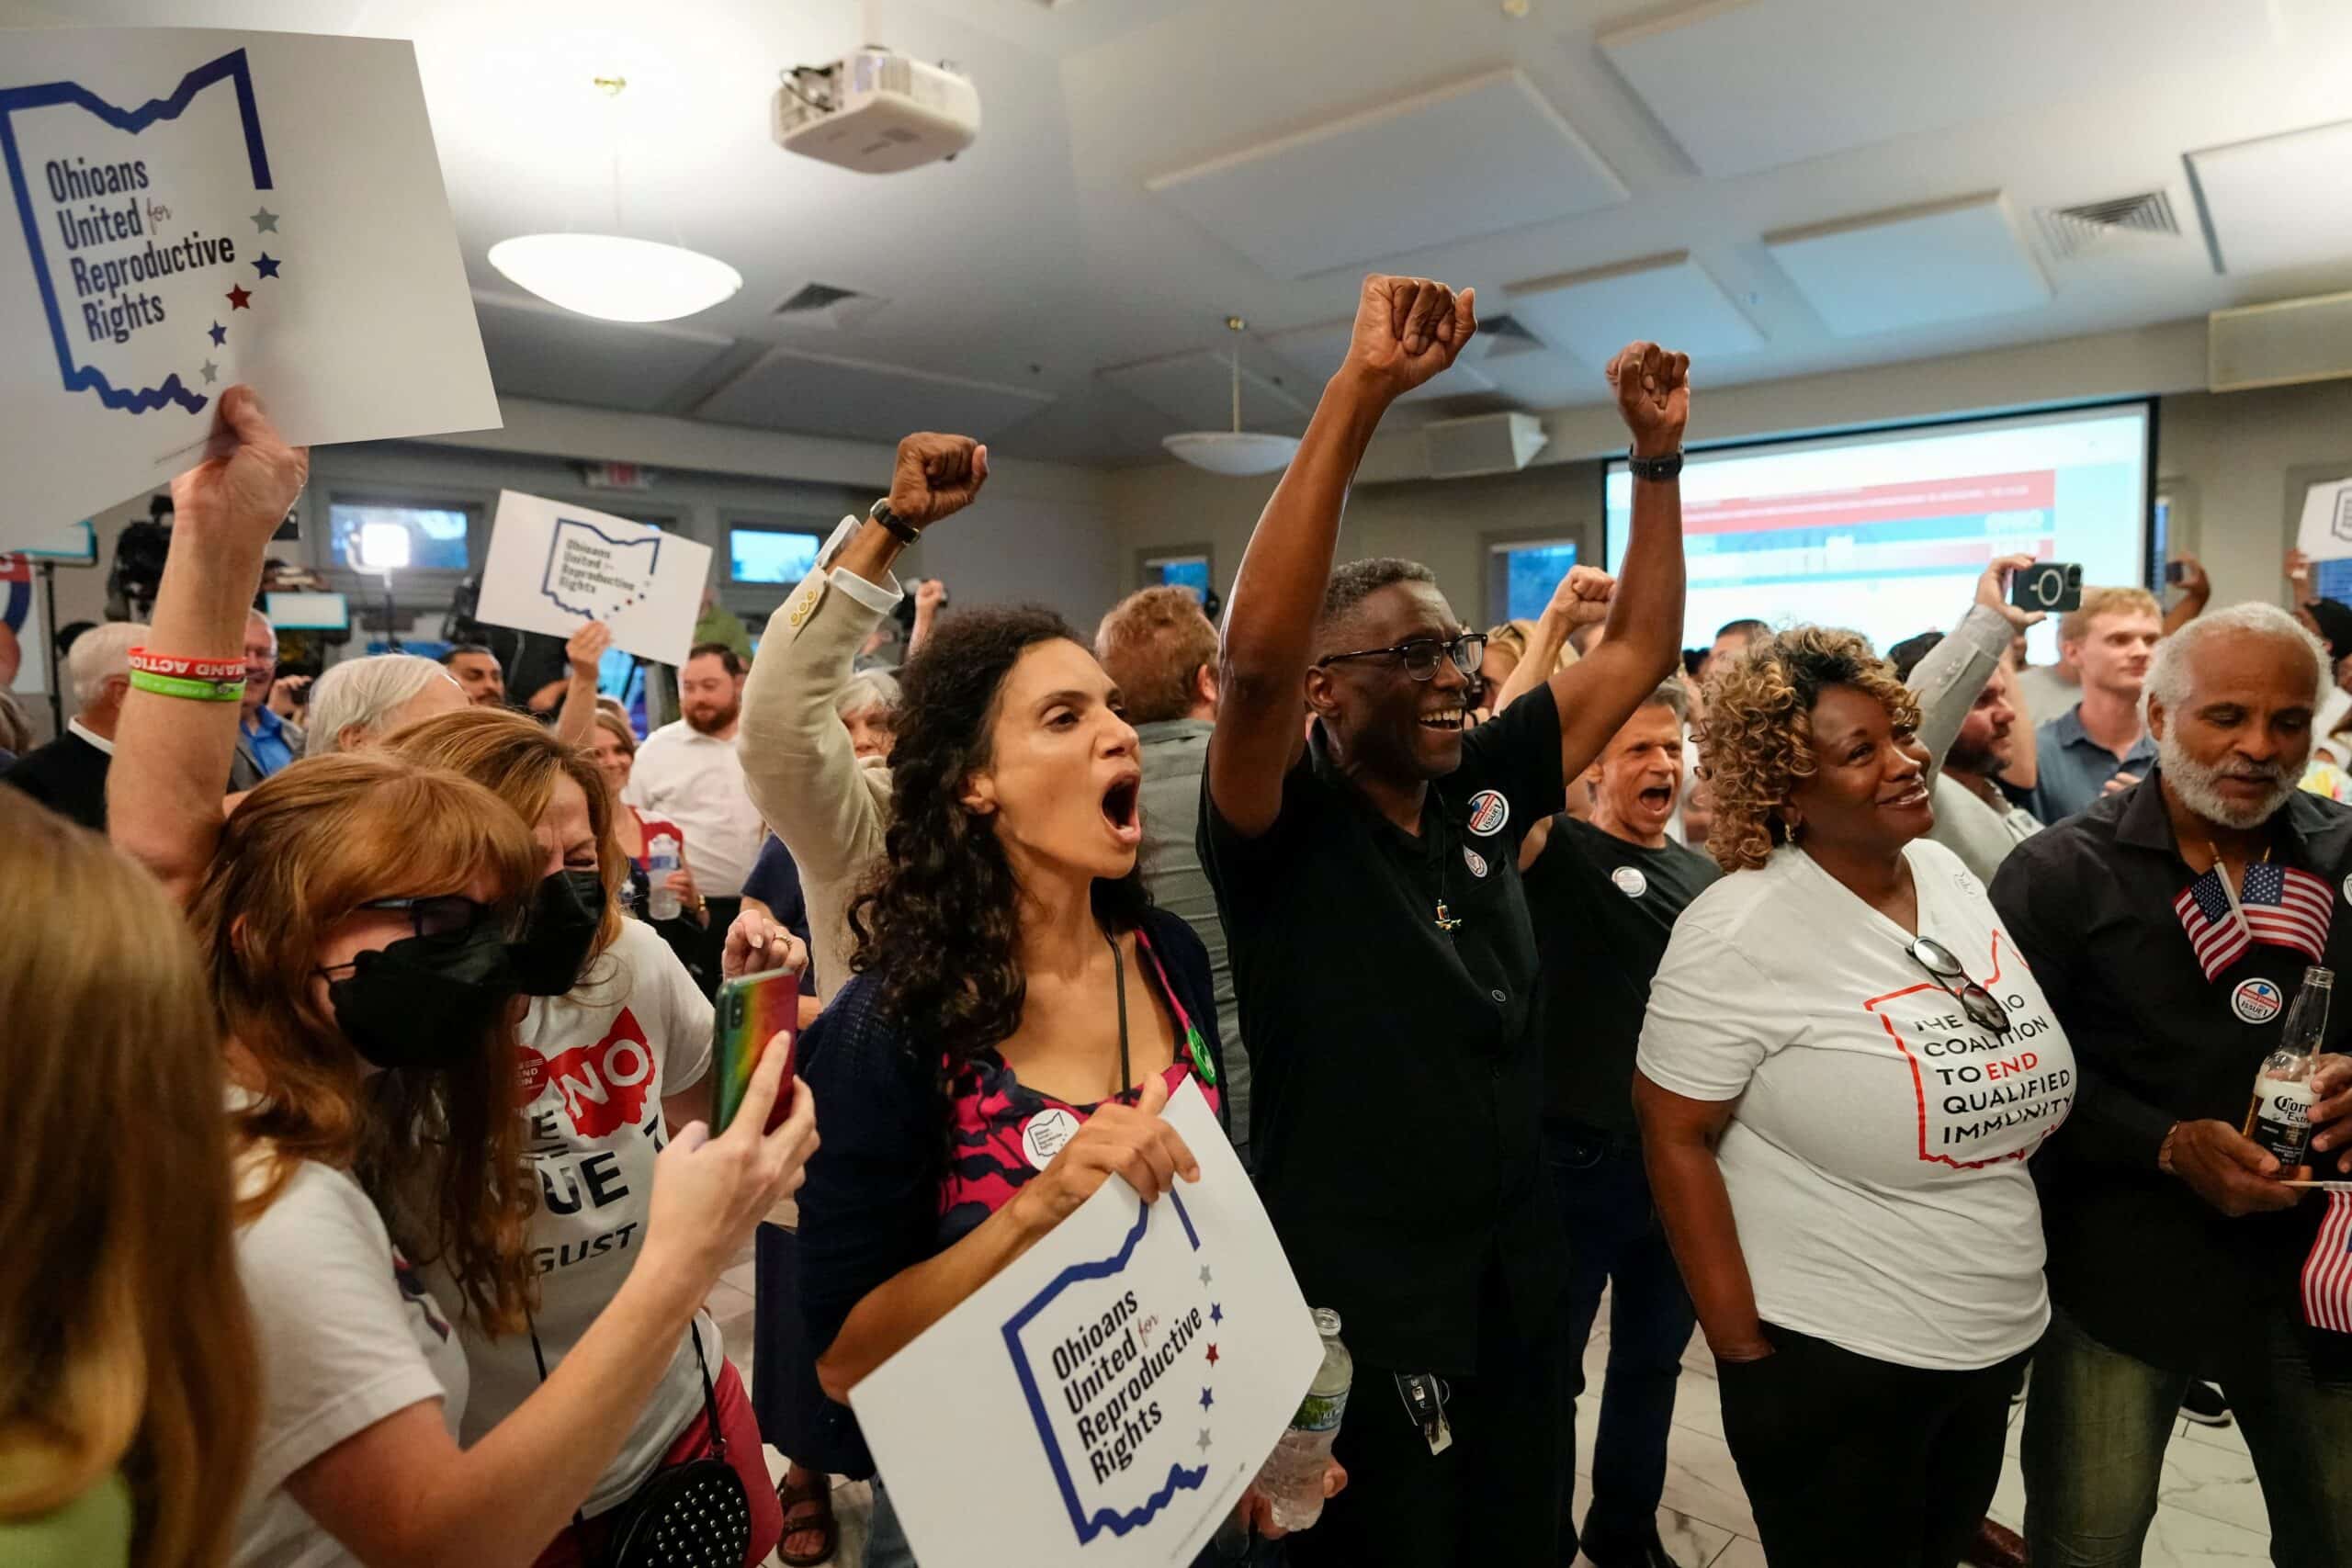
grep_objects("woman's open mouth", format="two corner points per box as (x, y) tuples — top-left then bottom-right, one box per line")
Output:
(1102, 773), (1143, 845)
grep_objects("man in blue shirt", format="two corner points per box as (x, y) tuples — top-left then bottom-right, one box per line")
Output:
(231, 608), (300, 787)
(2028, 586), (2161, 823)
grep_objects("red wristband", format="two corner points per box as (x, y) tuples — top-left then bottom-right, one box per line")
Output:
(130, 647), (246, 682)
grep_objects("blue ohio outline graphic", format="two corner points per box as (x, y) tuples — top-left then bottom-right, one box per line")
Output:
(0, 48), (273, 416)
(542, 517), (663, 619)
(1001, 1190), (1209, 1545)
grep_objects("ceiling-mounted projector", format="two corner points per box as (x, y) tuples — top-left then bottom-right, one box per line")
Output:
(774, 50), (979, 174)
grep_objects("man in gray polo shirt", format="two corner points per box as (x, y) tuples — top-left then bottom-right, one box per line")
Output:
(2028, 585), (2163, 823)
(1096, 584), (1252, 1165)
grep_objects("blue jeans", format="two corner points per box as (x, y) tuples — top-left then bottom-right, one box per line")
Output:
(1548, 1122), (1696, 1560)
(2023, 1305), (2352, 1568)
(868, 1479), (1285, 1566)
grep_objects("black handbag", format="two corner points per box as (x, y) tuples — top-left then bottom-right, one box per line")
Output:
(531, 1318), (753, 1568)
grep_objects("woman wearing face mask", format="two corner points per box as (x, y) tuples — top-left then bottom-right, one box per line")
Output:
(107, 387), (819, 1568)
(1634, 626), (2076, 1568)
(390, 706), (809, 1567)
(793, 607), (1341, 1567)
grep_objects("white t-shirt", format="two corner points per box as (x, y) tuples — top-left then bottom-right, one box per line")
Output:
(437, 919), (718, 1518)
(623, 722), (766, 897)
(232, 1159), (469, 1568)
(1636, 839), (2075, 1371)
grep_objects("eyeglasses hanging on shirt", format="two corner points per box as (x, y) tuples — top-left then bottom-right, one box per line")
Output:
(1905, 936), (2013, 1035)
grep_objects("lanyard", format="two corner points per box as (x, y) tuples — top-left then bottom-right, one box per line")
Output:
(1104, 923), (1131, 1098)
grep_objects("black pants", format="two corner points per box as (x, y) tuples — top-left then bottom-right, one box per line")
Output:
(1716, 1323), (2026, 1568)
(1286, 1281), (1564, 1568)
(691, 895), (741, 999)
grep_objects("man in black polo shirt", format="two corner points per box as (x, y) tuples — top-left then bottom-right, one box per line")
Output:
(1201, 272), (1689, 1566)
(1991, 603), (2352, 1564)
(1521, 680), (1717, 1568)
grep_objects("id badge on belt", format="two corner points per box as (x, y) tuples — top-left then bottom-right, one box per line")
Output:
(1394, 1371), (1453, 1456)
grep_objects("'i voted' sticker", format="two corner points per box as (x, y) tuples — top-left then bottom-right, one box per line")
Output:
(1463, 845), (1488, 878)
(1612, 865), (1649, 898)
(2233, 977), (2285, 1025)
(1021, 1108), (1080, 1170)
(1466, 790), (1510, 837)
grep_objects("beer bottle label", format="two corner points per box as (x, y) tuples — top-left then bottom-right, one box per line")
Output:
(2248, 1078), (2315, 1163)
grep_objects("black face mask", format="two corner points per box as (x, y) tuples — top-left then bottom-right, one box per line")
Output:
(322, 923), (520, 1071)
(508, 869), (608, 998)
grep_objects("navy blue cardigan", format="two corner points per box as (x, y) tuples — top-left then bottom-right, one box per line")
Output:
(790, 905), (1226, 1477)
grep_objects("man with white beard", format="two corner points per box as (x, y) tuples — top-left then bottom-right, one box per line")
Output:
(1991, 603), (2352, 1565)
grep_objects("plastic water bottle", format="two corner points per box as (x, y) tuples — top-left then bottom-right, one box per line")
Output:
(646, 834), (681, 922)
(1260, 1307), (1351, 1532)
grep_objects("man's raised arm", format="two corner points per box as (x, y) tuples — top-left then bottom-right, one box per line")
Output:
(1547, 344), (1690, 781)
(1208, 275), (1477, 837)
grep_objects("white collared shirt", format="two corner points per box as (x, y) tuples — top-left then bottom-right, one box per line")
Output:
(623, 721), (765, 896)
(67, 717), (115, 755)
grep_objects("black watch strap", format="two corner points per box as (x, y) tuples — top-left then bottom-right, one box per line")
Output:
(868, 497), (920, 545)
(1626, 447), (1684, 482)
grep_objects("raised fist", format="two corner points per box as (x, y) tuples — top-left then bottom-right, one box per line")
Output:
(1344, 275), (1478, 400)
(888, 434), (989, 530)
(567, 620), (614, 678)
(1550, 565), (1615, 627)
(1606, 343), (1690, 458)
(915, 579), (948, 615)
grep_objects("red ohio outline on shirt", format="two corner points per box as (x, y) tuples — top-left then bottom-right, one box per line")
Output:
(1863, 931), (2062, 1171)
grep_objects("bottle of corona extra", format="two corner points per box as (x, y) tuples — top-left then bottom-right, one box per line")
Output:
(2245, 965), (2330, 1167)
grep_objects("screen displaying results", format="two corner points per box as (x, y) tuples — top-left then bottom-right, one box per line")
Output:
(1604, 405), (2151, 664)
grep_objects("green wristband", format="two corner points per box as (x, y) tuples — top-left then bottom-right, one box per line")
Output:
(130, 669), (246, 703)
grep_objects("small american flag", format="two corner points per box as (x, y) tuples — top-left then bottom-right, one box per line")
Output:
(2172, 862), (2335, 981)
(2304, 1190), (2352, 1333)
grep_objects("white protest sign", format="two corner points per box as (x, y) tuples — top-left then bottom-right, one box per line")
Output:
(2296, 476), (2352, 564)
(0, 28), (500, 533)
(475, 491), (709, 667)
(852, 1078), (1325, 1568)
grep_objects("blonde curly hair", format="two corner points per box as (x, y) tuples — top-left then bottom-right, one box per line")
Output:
(1698, 626), (1920, 873)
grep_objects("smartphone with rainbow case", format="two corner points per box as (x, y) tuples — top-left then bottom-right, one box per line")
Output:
(711, 968), (798, 1134)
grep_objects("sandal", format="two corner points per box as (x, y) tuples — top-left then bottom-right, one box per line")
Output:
(775, 1466), (839, 1567)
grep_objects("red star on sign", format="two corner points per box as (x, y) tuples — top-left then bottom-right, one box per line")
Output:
(1204, 1344), (1220, 1366)
(226, 284), (253, 310)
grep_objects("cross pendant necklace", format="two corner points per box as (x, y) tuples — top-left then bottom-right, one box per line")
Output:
(1434, 900), (1462, 932)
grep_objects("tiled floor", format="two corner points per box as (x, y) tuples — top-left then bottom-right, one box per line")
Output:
(706, 1254), (2276, 1567)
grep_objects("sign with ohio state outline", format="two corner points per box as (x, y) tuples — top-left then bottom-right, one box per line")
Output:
(0, 28), (496, 533)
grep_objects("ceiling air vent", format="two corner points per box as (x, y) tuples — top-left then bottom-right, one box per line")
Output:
(2035, 191), (2180, 260)
(1476, 310), (1544, 359)
(771, 282), (888, 330)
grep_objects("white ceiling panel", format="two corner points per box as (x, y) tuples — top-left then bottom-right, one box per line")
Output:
(1144, 68), (1627, 279)
(1600, 0), (2274, 178)
(1765, 194), (2052, 339)
(1096, 343), (1313, 430)
(1262, 320), (1496, 404)
(2188, 118), (2352, 277)
(1504, 253), (1763, 369)
(695, 348), (1057, 440)
(472, 294), (737, 412)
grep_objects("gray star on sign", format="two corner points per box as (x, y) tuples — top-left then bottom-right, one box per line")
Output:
(198, 359), (220, 384)
(251, 207), (279, 232)
(1196, 1428), (1213, 1452)
(1199, 1265), (1213, 1288)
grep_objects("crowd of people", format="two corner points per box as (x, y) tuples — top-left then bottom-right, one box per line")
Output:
(6, 269), (2352, 1568)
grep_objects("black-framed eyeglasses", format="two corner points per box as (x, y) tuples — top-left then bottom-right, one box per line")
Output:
(1905, 936), (2012, 1035)
(1317, 632), (1487, 682)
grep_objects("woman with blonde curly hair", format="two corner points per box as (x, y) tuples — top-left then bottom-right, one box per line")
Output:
(1632, 626), (2077, 1567)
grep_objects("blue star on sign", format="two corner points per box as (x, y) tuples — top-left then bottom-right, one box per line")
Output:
(1200, 1386), (1215, 1412)
(208, 321), (225, 345)
(1210, 1303), (1224, 1326)
(254, 254), (281, 279)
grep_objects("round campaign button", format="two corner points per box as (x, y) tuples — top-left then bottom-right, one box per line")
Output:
(1466, 789), (1510, 837)
(1611, 865), (1649, 898)
(515, 1048), (549, 1104)
(1463, 845), (1488, 878)
(1022, 1108), (1081, 1170)
(2233, 977), (2285, 1025)
(1489, 988), (1509, 1005)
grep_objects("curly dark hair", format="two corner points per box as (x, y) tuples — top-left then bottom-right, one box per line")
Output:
(846, 605), (1151, 1089)
(1699, 625), (1920, 874)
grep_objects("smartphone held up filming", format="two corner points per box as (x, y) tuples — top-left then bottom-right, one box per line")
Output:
(2010, 561), (2083, 615)
(711, 967), (798, 1135)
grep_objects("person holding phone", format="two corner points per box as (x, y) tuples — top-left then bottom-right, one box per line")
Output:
(794, 604), (1340, 1567)
(1635, 626), (2076, 1566)
(107, 387), (819, 1568)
